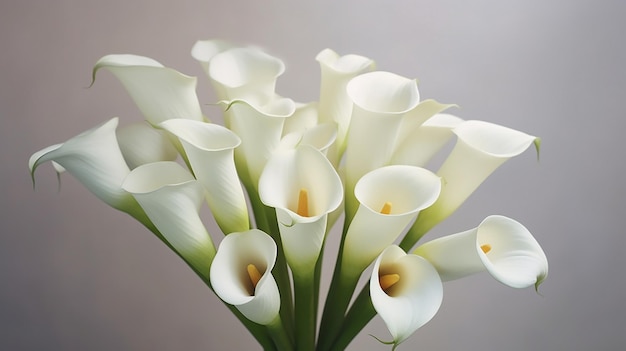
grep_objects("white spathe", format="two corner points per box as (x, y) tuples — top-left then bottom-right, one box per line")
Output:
(116, 121), (178, 169)
(413, 120), (539, 234)
(92, 54), (203, 125)
(208, 47), (285, 104)
(225, 97), (295, 186)
(344, 71), (420, 206)
(122, 161), (215, 278)
(210, 229), (280, 325)
(259, 145), (343, 274)
(391, 113), (464, 167)
(414, 215), (548, 289)
(160, 119), (250, 234)
(316, 48), (375, 151)
(191, 39), (237, 77)
(29, 117), (134, 211)
(342, 165), (441, 274)
(370, 245), (443, 346)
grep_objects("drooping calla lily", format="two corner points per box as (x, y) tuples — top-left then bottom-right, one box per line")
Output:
(402, 120), (540, 248)
(316, 48), (375, 153)
(92, 54), (204, 125)
(341, 165), (441, 276)
(370, 245), (443, 346)
(29, 117), (135, 211)
(208, 47), (285, 105)
(159, 119), (250, 234)
(116, 121), (178, 169)
(210, 229), (280, 325)
(258, 145), (343, 274)
(121, 161), (215, 278)
(225, 97), (295, 186)
(344, 71), (420, 214)
(391, 113), (464, 167)
(414, 215), (548, 289)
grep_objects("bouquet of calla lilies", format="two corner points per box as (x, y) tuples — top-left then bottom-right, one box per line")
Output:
(29, 39), (548, 351)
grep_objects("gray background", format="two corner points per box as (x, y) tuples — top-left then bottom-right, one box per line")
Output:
(2, 0), (625, 350)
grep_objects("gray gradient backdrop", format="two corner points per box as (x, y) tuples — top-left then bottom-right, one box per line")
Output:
(2, 1), (625, 350)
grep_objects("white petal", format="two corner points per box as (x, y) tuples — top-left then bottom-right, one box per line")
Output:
(29, 118), (134, 210)
(415, 120), (539, 230)
(414, 215), (548, 289)
(344, 71), (420, 197)
(191, 39), (237, 76)
(160, 119), (250, 234)
(209, 47), (285, 104)
(226, 98), (295, 185)
(122, 161), (215, 277)
(396, 99), (458, 146)
(370, 246), (443, 345)
(259, 145), (343, 273)
(316, 48), (375, 147)
(210, 229), (280, 325)
(281, 101), (319, 136)
(342, 166), (441, 273)
(116, 121), (178, 169)
(391, 113), (464, 167)
(93, 54), (203, 125)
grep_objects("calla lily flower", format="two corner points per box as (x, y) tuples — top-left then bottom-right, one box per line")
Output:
(159, 119), (250, 234)
(316, 48), (375, 153)
(191, 39), (237, 78)
(92, 54), (204, 125)
(391, 113), (464, 167)
(29, 117), (135, 211)
(278, 122), (337, 157)
(344, 71), (420, 211)
(121, 161), (215, 278)
(341, 165), (441, 275)
(370, 245), (443, 346)
(404, 120), (540, 246)
(414, 215), (548, 289)
(116, 121), (178, 169)
(259, 145), (343, 274)
(210, 229), (280, 325)
(225, 97), (295, 186)
(208, 47), (285, 105)
(281, 101), (319, 137)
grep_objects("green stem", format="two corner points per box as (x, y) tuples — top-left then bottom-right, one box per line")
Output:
(317, 215), (359, 351)
(267, 316), (294, 351)
(329, 286), (376, 351)
(399, 210), (439, 251)
(293, 271), (317, 351)
(126, 208), (276, 350)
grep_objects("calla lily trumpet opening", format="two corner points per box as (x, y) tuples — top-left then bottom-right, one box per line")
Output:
(29, 39), (548, 350)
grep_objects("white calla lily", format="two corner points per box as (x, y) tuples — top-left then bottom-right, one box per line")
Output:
(159, 119), (250, 234)
(92, 54), (203, 125)
(116, 121), (178, 169)
(371, 245), (443, 346)
(259, 145), (343, 274)
(208, 47), (285, 104)
(122, 161), (215, 278)
(342, 165), (441, 275)
(414, 215), (548, 289)
(29, 117), (135, 211)
(396, 99), (458, 146)
(404, 120), (540, 247)
(210, 229), (280, 325)
(191, 39), (237, 77)
(316, 48), (375, 151)
(278, 122), (337, 157)
(344, 71), (420, 212)
(225, 98), (295, 186)
(281, 101), (318, 137)
(391, 113), (464, 167)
